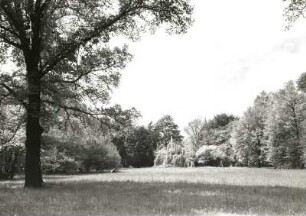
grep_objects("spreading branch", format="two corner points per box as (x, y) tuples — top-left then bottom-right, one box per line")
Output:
(40, 8), (132, 77)
(0, 83), (28, 108)
(0, 0), (30, 52)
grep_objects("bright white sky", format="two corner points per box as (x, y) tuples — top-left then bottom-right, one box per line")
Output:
(111, 0), (306, 130)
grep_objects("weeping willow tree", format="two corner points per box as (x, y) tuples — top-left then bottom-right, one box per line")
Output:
(154, 138), (194, 167)
(0, 0), (193, 187)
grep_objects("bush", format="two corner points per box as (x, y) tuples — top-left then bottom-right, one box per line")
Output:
(41, 147), (80, 174)
(82, 137), (121, 172)
(41, 134), (121, 174)
(0, 144), (24, 180)
(196, 144), (234, 167)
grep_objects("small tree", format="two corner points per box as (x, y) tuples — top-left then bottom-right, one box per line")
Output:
(124, 126), (155, 167)
(184, 118), (205, 152)
(153, 115), (183, 148)
(154, 138), (191, 167)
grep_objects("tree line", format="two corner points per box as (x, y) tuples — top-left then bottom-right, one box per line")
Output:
(0, 111), (184, 178)
(113, 74), (306, 170)
(184, 75), (306, 169)
(1, 75), (306, 180)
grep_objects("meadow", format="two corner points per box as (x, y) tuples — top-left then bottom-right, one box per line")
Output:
(0, 167), (306, 216)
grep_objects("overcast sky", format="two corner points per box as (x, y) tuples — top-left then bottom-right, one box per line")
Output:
(111, 0), (306, 130)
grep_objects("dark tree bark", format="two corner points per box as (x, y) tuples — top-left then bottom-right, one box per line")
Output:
(23, 5), (44, 187)
(24, 63), (43, 187)
(24, 93), (43, 187)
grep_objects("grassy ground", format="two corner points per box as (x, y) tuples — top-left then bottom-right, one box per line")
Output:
(0, 167), (306, 216)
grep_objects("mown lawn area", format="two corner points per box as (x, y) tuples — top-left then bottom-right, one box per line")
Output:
(0, 167), (306, 216)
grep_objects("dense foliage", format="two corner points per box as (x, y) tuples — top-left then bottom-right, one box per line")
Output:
(0, 131), (121, 179)
(231, 92), (270, 167)
(41, 133), (121, 174)
(0, 144), (24, 179)
(265, 82), (305, 169)
(184, 77), (306, 169)
(112, 115), (183, 168)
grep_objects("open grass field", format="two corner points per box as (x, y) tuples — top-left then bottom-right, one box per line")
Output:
(0, 167), (306, 216)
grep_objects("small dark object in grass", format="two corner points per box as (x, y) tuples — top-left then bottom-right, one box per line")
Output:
(110, 169), (116, 173)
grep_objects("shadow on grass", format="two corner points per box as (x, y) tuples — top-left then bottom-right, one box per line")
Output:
(1, 179), (305, 216)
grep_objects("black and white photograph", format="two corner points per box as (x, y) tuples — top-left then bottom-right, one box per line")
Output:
(1, 0), (306, 215)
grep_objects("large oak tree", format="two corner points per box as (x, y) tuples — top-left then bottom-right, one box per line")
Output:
(0, 0), (193, 187)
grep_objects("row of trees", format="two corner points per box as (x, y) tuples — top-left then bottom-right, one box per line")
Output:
(0, 111), (185, 178)
(184, 75), (306, 169)
(2, 76), (306, 180)
(232, 80), (306, 169)
(3, 76), (306, 180)
(1, 77), (306, 180)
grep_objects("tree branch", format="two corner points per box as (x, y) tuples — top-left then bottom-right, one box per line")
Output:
(0, 83), (28, 108)
(43, 99), (101, 117)
(0, 23), (19, 37)
(0, 92), (10, 105)
(0, 33), (22, 49)
(0, 0), (30, 52)
(40, 7), (133, 77)
(0, 118), (23, 145)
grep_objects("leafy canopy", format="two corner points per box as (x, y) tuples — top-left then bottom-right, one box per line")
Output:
(0, 0), (193, 129)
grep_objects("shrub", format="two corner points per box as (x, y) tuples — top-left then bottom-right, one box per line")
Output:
(196, 144), (234, 167)
(0, 144), (24, 180)
(82, 137), (121, 172)
(41, 134), (121, 174)
(41, 147), (80, 174)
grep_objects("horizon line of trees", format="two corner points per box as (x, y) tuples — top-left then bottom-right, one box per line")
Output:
(2, 74), (306, 180)
(184, 75), (306, 169)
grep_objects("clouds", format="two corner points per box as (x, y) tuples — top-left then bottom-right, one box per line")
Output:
(274, 38), (302, 54)
(111, 0), (306, 130)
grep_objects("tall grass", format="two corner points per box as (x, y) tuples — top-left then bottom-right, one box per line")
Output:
(0, 167), (306, 216)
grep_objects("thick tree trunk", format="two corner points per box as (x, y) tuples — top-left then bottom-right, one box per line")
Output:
(24, 75), (43, 188)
